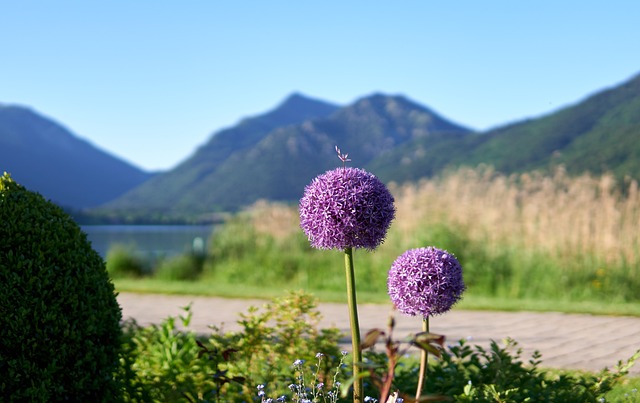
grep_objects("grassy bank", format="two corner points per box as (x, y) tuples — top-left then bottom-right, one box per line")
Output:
(110, 166), (640, 315)
(113, 278), (640, 317)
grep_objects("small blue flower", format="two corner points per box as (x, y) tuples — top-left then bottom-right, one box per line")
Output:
(315, 352), (324, 359)
(316, 382), (324, 390)
(341, 350), (348, 356)
(277, 397), (287, 403)
(293, 359), (304, 367)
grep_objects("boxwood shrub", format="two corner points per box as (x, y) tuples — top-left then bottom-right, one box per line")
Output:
(0, 173), (123, 401)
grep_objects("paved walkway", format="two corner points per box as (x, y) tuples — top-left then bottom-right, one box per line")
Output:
(117, 293), (640, 376)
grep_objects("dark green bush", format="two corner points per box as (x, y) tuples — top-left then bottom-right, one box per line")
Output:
(0, 173), (123, 402)
(154, 253), (203, 281)
(106, 243), (146, 278)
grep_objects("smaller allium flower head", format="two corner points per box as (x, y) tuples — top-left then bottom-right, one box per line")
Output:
(299, 147), (395, 250)
(387, 247), (465, 317)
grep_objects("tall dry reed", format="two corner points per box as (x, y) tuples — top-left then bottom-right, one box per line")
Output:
(391, 165), (640, 287)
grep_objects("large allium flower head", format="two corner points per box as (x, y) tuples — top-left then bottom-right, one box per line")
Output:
(387, 247), (465, 317)
(299, 147), (395, 250)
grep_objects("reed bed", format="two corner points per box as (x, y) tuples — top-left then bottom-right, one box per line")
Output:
(201, 166), (640, 303)
(393, 165), (640, 266)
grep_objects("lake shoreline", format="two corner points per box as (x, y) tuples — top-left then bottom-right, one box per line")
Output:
(82, 224), (215, 258)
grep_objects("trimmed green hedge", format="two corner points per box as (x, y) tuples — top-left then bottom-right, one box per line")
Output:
(0, 173), (123, 401)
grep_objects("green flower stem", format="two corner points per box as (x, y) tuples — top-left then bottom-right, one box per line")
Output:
(344, 247), (363, 403)
(415, 316), (429, 401)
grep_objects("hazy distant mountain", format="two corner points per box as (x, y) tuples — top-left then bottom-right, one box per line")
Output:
(105, 92), (472, 214)
(0, 105), (153, 209)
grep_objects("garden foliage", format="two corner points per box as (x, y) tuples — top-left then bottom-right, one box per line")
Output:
(119, 291), (343, 401)
(116, 291), (638, 402)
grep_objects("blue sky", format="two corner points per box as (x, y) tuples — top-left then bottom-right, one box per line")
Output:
(2, 1), (639, 171)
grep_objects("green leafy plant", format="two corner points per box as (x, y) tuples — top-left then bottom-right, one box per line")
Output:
(106, 243), (147, 278)
(358, 334), (639, 402)
(120, 305), (236, 402)
(360, 314), (447, 403)
(205, 291), (344, 398)
(424, 339), (638, 402)
(119, 291), (344, 402)
(0, 173), (122, 401)
(154, 253), (203, 281)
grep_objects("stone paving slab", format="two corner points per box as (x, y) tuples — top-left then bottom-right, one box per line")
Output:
(117, 293), (640, 375)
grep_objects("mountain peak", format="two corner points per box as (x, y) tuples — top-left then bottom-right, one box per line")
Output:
(339, 92), (473, 134)
(266, 93), (340, 125)
(280, 91), (316, 104)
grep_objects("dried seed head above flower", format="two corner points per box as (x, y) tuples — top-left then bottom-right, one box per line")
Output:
(387, 247), (465, 317)
(299, 165), (395, 251)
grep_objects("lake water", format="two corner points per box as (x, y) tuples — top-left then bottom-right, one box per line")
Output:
(82, 225), (214, 259)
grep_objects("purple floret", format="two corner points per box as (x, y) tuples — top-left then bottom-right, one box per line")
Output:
(388, 247), (465, 317)
(299, 167), (395, 250)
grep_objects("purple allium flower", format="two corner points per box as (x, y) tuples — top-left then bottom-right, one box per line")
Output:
(299, 167), (395, 250)
(387, 247), (465, 317)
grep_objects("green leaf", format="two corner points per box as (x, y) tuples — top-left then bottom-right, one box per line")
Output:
(361, 328), (385, 349)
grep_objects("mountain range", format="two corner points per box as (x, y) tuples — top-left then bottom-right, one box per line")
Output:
(103, 92), (472, 215)
(3, 72), (640, 218)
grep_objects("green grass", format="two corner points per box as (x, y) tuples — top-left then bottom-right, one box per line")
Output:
(113, 277), (384, 303)
(113, 278), (640, 317)
(456, 294), (640, 317)
(605, 376), (640, 401)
